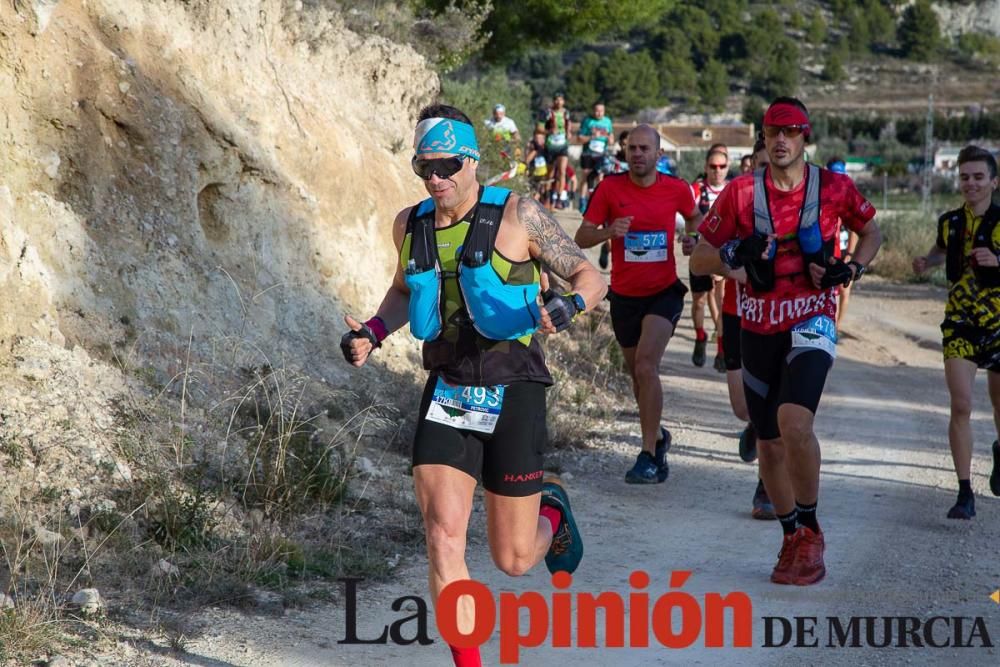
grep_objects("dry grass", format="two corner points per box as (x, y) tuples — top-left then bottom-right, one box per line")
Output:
(544, 304), (632, 450)
(869, 211), (946, 285)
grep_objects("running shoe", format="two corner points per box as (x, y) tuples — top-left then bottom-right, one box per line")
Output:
(738, 423), (757, 463)
(990, 440), (1000, 497)
(654, 427), (671, 483)
(751, 479), (776, 520)
(692, 339), (707, 367)
(625, 450), (662, 484)
(946, 493), (976, 519)
(541, 478), (583, 574)
(770, 531), (800, 585)
(713, 354), (726, 372)
(787, 526), (826, 585)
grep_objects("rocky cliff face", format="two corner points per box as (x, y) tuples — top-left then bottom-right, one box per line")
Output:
(0, 0), (436, 504)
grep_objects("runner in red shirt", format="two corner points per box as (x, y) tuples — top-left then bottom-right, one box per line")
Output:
(721, 133), (776, 521)
(691, 97), (882, 586)
(575, 124), (702, 484)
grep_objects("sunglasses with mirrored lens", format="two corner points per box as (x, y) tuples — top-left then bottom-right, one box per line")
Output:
(411, 155), (466, 180)
(763, 125), (805, 139)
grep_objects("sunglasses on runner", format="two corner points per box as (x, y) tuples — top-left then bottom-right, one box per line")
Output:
(763, 125), (807, 139)
(411, 155), (467, 180)
(708, 164), (728, 170)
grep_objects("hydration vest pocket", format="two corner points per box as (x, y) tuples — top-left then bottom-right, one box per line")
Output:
(458, 262), (541, 341)
(405, 265), (443, 341)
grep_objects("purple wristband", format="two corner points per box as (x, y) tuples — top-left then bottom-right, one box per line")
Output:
(364, 316), (388, 343)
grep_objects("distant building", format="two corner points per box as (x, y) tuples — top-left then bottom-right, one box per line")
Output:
(934, 146), (961, 174)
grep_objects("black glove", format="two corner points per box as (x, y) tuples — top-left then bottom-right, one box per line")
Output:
(818, 257), (855, 288)
(340, 324), (380, 363)
(542, 291), (583, 333)
(720, 233), (772, 269)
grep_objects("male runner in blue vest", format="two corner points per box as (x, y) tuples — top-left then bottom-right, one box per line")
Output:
(340, 104), (605, 666)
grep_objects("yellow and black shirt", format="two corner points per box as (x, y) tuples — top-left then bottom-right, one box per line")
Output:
(936, 203), (1000, 363)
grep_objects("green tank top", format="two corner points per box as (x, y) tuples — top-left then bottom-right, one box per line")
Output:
(399, 204), (553, 387)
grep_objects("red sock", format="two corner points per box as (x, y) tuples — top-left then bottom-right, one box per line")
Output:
(539, 504), (562, 535)
(450, 645), (482, 667)
(695, 327), (707, 342)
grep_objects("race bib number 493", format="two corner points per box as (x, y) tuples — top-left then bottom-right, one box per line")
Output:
(425, 377), (505, 434)
(624, 231), (668, 262)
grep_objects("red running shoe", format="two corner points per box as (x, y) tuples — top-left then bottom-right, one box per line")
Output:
(788, 526), (826, 586)
(769, 531), (800, 585)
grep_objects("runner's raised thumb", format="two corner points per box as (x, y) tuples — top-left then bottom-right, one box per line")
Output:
(344, 314), (363, 331)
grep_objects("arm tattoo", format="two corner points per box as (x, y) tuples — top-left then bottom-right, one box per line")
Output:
(517, 197), (588, 279)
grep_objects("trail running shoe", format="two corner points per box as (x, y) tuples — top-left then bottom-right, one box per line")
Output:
(713, 354), (726, 372)
(770, 530), (800, 585)
(751, 479), (776, 520)
(692, 339), (707, 367)
(788, 527), (826, 586)
(625, 450), (661, 484)
(991, 440), (1000, 497)
(541, 478), (583, 574)
(739, 423), (758, 463)
(654, 427), (671, 483)
(946, 493), (976, 520)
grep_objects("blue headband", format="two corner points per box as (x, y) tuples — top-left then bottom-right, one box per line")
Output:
(414, 118), (480, 161)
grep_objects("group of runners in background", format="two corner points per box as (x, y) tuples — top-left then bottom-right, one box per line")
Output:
(342, 93), (1000, 667)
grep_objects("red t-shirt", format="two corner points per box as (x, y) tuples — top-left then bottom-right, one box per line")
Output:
(585, 173), (697, 297)
(698, 168), (875, 334)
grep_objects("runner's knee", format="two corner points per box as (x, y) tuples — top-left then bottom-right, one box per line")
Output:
(776, 411), (814, 447)
(423, 513), (468, 566)
(757, 438), (784, 464)
(950, 394), (973, 420)
(491, 547), (536, 577)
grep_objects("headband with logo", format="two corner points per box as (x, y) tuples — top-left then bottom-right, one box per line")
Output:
(413, 118), (480, 161)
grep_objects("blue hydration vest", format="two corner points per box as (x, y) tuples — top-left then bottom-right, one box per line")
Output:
(403, 186), (541, 341)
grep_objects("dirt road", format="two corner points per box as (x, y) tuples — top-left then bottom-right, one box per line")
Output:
(158, 221), (1000, 667)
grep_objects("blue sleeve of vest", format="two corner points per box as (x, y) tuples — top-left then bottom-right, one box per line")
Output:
(480, 186), (512, 207)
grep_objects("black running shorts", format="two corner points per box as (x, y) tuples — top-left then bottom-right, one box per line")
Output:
(608, 281), (688, 349)
(722, 313), (742, 371)
(689, 270), (714, 294)
(412, 377), (547, 497)
(580, 153), (601, 171)
(740, 328), (833, 441)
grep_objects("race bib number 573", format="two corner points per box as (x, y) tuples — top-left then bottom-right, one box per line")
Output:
(624, 231), (668, 263)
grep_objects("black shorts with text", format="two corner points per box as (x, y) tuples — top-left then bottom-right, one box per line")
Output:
(412, 376), (547, 497)
(741, 328), (833, 441)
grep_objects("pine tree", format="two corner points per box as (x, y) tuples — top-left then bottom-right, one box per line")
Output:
(898, 0), (941, 60)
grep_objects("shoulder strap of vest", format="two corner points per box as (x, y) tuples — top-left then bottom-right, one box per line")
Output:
(752, 167), (771, 235)
(979, 204), (1000, 242)
(460, 186), (512, 264)
(407, 198), (438, 271)
(800, 163), (821, 233)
